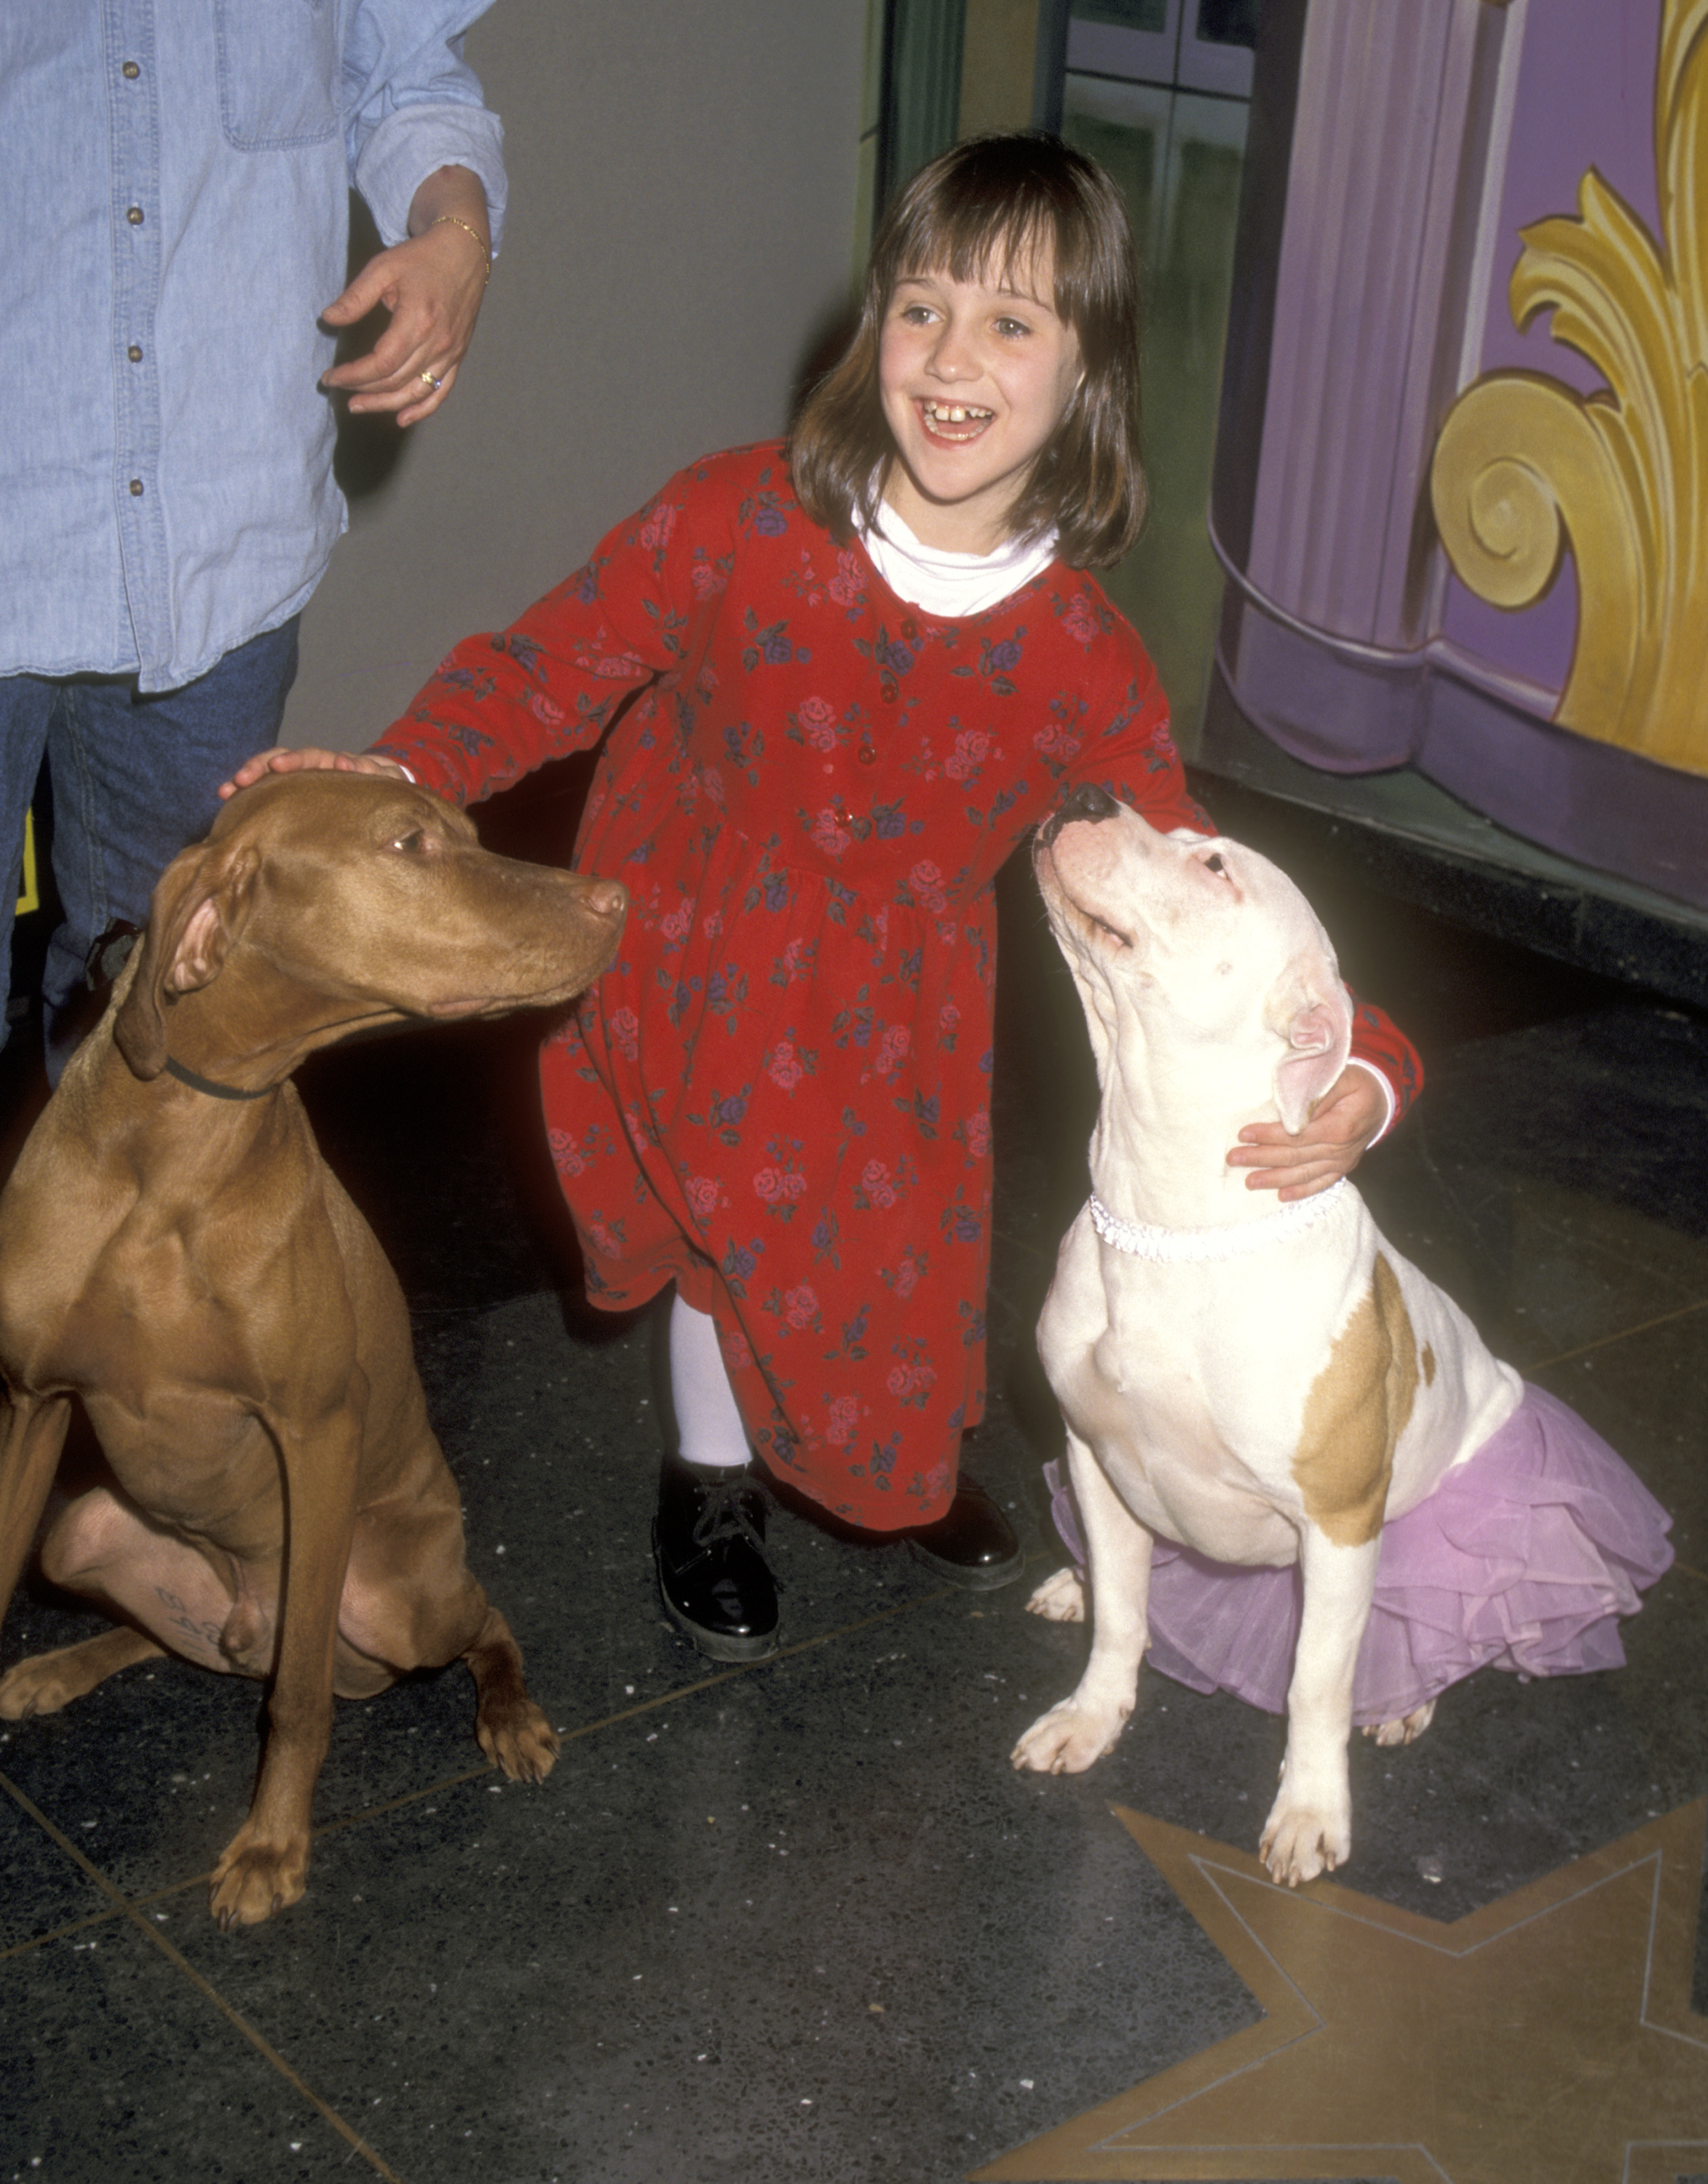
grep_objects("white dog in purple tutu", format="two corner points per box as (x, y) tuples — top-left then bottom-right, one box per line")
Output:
(1012, 787), (1672, 1886)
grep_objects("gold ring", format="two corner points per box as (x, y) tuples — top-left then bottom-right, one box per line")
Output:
(419, 370), (442, 391)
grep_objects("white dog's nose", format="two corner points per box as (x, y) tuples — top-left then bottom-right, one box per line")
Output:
(1040, 783), (1120, 845)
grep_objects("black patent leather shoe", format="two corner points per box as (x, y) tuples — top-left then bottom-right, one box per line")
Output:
(653, 1456), (780, 1661)
(905, 1477), (1023, 1589)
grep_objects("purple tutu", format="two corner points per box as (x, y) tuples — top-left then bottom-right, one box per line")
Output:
(1043, 1383), (1674, 1727)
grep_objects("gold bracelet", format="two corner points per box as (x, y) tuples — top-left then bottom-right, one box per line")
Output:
(430, 213), (491, 284)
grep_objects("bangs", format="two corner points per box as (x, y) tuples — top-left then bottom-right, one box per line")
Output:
(877, 135), (1124, 341)
(893, 205), (1061, 309)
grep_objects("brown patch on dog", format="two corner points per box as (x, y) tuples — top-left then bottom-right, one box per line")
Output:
(1292, 1255), (1420, 1546)
(1421, 1343), (1436, 1386)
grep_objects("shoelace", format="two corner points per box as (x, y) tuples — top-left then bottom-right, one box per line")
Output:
(689, 1470), (771, 1557)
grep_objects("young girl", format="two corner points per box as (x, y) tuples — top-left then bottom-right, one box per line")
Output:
(229, 135), (1419, 1663)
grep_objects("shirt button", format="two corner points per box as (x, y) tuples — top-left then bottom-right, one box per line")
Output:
(126, 205), (144, 226)
(122, 60), (141, 79)
(128, 479), (144, 496)
(901, 617), (919, 641)
(127, 344), (143, 363)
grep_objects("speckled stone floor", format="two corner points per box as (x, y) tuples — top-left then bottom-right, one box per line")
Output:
(1, 782), (1704, 2184)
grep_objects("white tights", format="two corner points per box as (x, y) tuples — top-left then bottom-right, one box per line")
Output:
(669, 1294), (750, 1469)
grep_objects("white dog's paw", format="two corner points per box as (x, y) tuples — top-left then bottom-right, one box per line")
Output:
(1363, 1698), (1436, 1749)
(1024, 1567), (1086, 1623)
(1259, 1791), (1351, 1888)
(1011, 1696), (1129, 1775)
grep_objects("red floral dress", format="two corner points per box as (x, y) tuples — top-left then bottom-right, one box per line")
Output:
(375, 443), (1421, 1529)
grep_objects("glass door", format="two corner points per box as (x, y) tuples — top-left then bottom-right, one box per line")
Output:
(1060, 0), (1257, 756)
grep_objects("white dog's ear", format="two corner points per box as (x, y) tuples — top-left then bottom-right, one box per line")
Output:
(1267, 953), (1354, 1133)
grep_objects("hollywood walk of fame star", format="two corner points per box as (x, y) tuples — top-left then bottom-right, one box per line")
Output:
(970, 1800), (1708, 2184)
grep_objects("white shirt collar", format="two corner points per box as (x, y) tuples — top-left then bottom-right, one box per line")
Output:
(855, 497), (1057, 619)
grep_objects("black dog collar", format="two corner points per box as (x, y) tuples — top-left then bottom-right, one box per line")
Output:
(162, 1056), (274, 1102)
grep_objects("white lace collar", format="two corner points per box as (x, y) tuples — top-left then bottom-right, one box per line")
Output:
(1087, 1180), (1349, 1262)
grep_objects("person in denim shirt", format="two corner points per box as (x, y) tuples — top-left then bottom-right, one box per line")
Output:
(0, 1), (508, 1069)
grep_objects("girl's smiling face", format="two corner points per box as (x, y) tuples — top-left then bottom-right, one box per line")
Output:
(878, 255), (1083, 556)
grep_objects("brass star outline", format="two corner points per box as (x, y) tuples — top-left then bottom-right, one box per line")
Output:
(972, 1800), (1708, 2184)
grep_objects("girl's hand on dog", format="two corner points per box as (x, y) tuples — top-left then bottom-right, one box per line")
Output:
(1227, 1066), (1390, 1200)
(218, 748), (411, 801)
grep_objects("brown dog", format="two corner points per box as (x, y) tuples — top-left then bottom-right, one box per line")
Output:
(0, 772), (626, 1926)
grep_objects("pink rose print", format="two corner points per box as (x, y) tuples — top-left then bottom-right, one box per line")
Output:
(528, 692), (565, 727)
(547, 1128), (586, 1178)
(607, 1007), (639, 1064)
(893, 1253), (920, 1300)
(812, 809), (853, 860)
(917, 1460), (953, 1508)
(796, 695), (838, 751)
(873, 1024), (910, 1077)
(754, 1165), (807, 1205)
(586, 1216), (622, 1259)
(826, 1395), (861, 1447)
(1035, 724), (1083, 762)
(686, 1176), (723, 1224)
(638, 499), (677, 551)
(938, 1002), (960, 1037)
(964, 1109), (991, 1158)
(767, 1040), (804, 1091)
(908, 860), (948, 914)
(573, 649), (646, 679)
(886, 1358), (936, 1400)
(828, 549), (866, 608)
(783, 1283), (819, 1331)
(1063, 591), (1099, 645)
(944, 728), (992, 782)
(689, 557), (726, 598)
(724, 1328), (754, 1369)
(861, 1159), (898, 1210)
(659, 898), (692, 943)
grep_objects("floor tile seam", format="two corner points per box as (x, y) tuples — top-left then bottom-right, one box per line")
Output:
(0, 1898), (127, 1962)
(1525, 1295), (1708, 1374)
(0, 1575), (1029, 1949)
(301, 1566), (1054, 1850)
(0, 1768), (409, 2180)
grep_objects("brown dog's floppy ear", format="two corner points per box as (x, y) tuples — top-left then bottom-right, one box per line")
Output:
(113, 842), (256, 1080)
(1267, 951), (1354, 1134)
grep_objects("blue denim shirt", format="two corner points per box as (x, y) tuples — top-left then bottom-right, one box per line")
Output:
(3, 1), (507, 691)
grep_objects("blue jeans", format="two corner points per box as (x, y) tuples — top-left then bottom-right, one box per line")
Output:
(0, 618), (300, 1075)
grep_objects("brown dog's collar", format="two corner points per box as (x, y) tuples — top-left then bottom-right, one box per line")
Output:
(162, 1056), (274, 1102)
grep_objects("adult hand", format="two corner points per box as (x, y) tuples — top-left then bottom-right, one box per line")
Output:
(319, 165), (491, 427)
(1225, 1066), (1390, 1202)
(218, 748), (411, 802)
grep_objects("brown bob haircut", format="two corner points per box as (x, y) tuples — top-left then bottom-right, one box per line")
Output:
(790, 132), (1145, 569)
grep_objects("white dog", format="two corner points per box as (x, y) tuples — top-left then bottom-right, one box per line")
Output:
(1011, 786), (1668, 1885)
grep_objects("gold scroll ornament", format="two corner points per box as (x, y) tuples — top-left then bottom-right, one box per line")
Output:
(1431, 0), (1708, 775)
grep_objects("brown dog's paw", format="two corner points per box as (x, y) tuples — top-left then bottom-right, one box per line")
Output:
(0, 1655), (74, 1720)
(208, 1824), (310, 1928)
(478, 1697), (560, 1784)
(0, 1629), (160, 1719)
